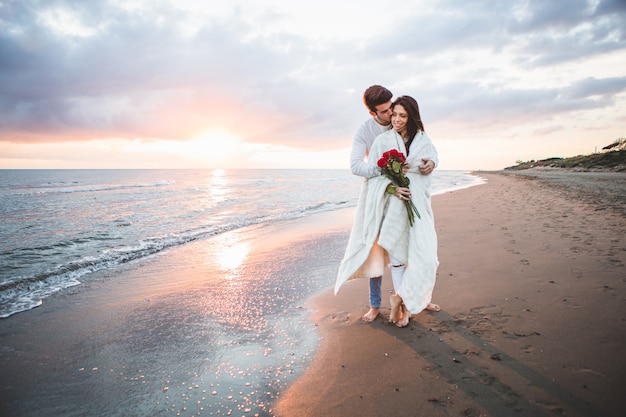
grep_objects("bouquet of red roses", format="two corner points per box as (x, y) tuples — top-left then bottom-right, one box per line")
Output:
(377, 149), (420, 226)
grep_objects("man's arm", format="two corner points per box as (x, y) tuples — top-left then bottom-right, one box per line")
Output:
(350, 133), (380, 179)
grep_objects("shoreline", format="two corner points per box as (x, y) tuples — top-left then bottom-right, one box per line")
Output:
(0, 208), (356, 417)
(275, 171), (625, 417)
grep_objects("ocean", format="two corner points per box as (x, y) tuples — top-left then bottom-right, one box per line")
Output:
(0, 169), (484, 416)
(0, 169), (483, 319)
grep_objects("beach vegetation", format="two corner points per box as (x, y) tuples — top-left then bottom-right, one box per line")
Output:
(602, 137), (626, 152)
(506, 138), (626, 171)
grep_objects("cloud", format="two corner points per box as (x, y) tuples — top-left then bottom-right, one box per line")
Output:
(565, 76), (626, 100)
(0, 0), (624, 168)
(1, 0), (365, 149)
(357, 0), (626, 128)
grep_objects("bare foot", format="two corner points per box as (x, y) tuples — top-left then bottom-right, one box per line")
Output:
(362, 308), (379, 322)
(389, 295), (402, 323)
(426, 303), (441, 312)
(396, 304), (410, 327)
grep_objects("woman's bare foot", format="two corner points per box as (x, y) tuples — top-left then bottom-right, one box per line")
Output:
(396, 304), (410, 327)
(389, 295), (402, 323)
(426, 303), (441, 312)
(362, 308), (379, 322)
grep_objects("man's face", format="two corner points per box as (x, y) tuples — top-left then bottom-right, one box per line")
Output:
(371, 101), (392, 125)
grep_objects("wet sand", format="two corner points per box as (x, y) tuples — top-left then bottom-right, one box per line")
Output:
(275, 170), (625, 417)
(0, 210), (354, 417)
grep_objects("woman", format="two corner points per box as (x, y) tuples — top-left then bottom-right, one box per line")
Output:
(335, 95), (440, 327)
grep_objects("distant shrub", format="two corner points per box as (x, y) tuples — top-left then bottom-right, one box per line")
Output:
(602, 137), (626, 152)
(505, 148), (626, 171)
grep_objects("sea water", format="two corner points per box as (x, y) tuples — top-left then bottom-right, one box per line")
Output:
(0, 169), (483, 319)
(0, 169), (484, 416)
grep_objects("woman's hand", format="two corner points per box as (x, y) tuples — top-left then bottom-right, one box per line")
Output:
(394, 186), (411, 201)
(386, 184), (410, 200)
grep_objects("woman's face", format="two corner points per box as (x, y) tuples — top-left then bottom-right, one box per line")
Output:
(392, 104), (408, 136)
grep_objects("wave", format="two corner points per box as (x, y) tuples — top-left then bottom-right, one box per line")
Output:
(0, 199), (351, 318)
(8, 180), (176, 196)
(432, 172), (486, 195)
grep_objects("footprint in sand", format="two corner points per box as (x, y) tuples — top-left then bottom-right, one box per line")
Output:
(561, 296), (582, 308)
(462, 407), (481, 417)
(454, 305), (511, 337)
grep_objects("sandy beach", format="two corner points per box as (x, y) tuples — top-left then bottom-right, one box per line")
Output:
(1, 170), (624, 417)
(276, 170), (625, 417)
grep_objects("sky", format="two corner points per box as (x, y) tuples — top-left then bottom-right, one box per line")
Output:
(1, 0), (625, 171)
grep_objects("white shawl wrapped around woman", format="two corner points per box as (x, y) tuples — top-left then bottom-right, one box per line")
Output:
(335, 129), (439, 314)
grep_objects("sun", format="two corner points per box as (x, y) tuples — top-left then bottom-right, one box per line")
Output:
(171, 129), (245, 167)
(191, 129), (241, 155)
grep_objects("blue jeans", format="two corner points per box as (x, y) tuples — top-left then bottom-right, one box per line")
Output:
(369, 276), (382, 308)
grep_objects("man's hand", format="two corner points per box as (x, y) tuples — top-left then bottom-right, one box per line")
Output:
(418, 158), (435, 175)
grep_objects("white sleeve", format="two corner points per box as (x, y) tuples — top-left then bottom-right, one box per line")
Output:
(350, 130), (380, 179)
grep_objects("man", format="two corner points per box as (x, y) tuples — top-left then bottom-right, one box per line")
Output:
(350, 85), (436, 322)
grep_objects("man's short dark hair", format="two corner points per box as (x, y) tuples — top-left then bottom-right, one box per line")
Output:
(363, 85), (393, 113)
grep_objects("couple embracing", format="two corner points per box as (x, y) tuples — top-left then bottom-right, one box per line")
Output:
(335, 85), (440, 328)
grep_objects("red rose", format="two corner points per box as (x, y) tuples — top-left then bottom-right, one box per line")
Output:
(391, 149), (405, 163)
(377, 157), (387, 168)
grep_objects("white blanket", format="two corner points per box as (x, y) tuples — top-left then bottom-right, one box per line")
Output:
(335, 129), (439, 314)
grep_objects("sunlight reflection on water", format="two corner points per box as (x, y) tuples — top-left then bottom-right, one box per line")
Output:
(138, 221), (337, 416)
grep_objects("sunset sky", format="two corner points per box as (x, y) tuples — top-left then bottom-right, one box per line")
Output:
(1, 0), (625, 170)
